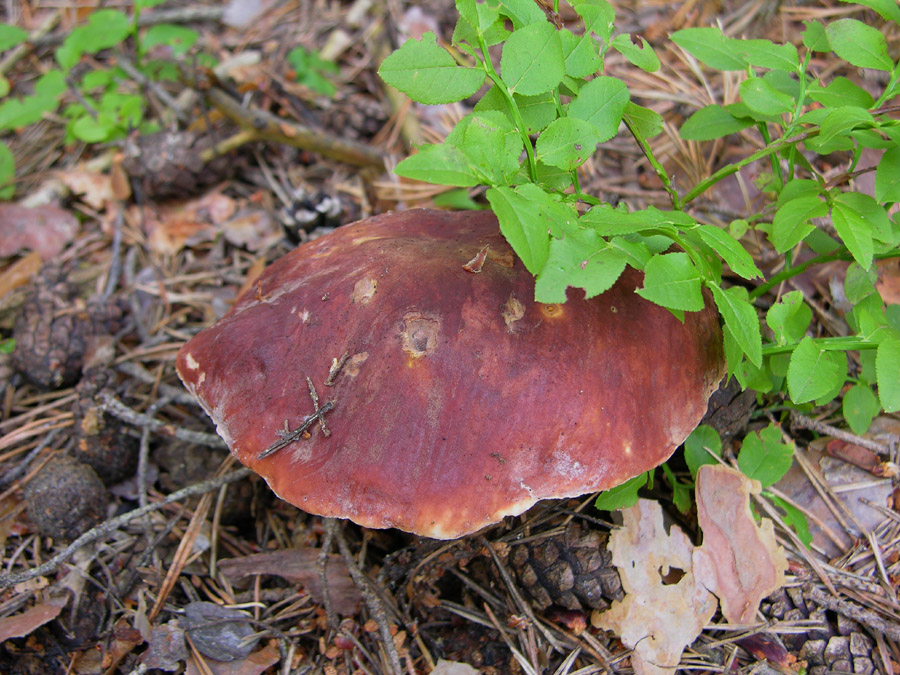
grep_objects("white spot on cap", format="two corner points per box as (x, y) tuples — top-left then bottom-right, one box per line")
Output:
(184, 353), (200, 370)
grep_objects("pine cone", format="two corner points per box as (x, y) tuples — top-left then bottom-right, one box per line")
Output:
(508, 523), (623, 611)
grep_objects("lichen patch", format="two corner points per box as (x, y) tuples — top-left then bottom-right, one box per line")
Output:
(401, 314), (439, 359)
(351, 277), (377, 304)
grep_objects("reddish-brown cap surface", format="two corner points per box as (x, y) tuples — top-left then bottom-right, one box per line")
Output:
(177, 209), (724, 538)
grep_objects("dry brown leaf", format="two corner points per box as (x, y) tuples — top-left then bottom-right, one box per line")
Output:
(0, 595), (67, 642)
(139, 190), (238, 256)
(693, 464), (787, 625)
(185, 644), (280, 675)
(0, 204), (79, 259)
(0, 250), (41, 302)
(876, 258), (900, 306)
(222, 208), (281, 252)
(592, 499), (716, 675)
(55, 167), (115, 210)
(218, 549), (362, 615)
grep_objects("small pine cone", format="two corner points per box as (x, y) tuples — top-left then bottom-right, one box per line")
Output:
(13, 268), (125, 389)
(72, 369), (139, 485)
(508, 523), (623, 611)
(24, 455), (108, 541)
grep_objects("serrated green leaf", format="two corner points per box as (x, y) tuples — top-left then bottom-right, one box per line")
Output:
(877, 338), (900, 411)
(55, 9), (133, 71)
(516, 92), (558, 133)
(607, 236), (651, 269)
(501, 21), (565, 95)
(876, 146), (900, 203)
(571, 0), (616, 43)
(826, 18), (893, 71)
(787, 336), (847, 403)
(611, 33), (660, 72)
(535, 226), (626, 303)
(711, 284), (762, 367)
(559, 28), (602, 79)
(0, 141), (14, 200)
(70, 112), (119, 143)
(379, 32), (485, 104)
(0, 70), (65, 130)
(766, 291), (812, 344)
(738, 425), (794, 488)
(496, 0), (546, 28)
(845, 263), (878, 304)
(394, 143), (481, 186)
(727, 38), (799, 72)
(695, 225), (761, 279)
(817, 106), (874, 151)
(771, 196), (827, 252)
(514, 183), (578, 238)
(143, 24), (198, 56)
(432, 189), (482, 210)
(834, 191), (893, 244)
(683, 424), (722, 479)
(580, 204), (678, 236)
(535, 117), (599, 171)
(768, 495), (812, 548)
(843, 383), (881, 435)
(832, 200), (874, 270)
(594, 472), (648, 511)
(807, 77), (875, 108)
(623, 101), (663, 139)
(0, 24), (28, 51)
(802, 20), (830, 51)
(838, 0), (900, 22)
(456, 0), (503, 35)
(567, 75), (629, 142)
(636, 252), (705, 311)
(447, 111), (523, 185)
(487, 186), (551, 273)
(740, 77), (794, 116)
(776, 179), (821, 208)
(680, 104), (754, 141)
(671, 27), (746, 71)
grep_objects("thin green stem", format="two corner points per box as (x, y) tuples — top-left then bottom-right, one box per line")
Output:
(477, 35), (537, 181)
(623, 115), (681, 210)
(750, 250), (900, 301)
(682, 127), (821, 206)
(756, 122), (784, 189)
(761, 336), (878, 357)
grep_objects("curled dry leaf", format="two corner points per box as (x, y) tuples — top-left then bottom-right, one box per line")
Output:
(692, 464), (787, 625)
(0, 204), (79, 260)
(55, 167), (115, 210)
(592, 499), (716, 675)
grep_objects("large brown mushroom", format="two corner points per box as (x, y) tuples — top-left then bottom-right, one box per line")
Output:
(176, 209), (724, 539)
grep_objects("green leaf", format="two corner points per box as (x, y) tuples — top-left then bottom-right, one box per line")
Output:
(287, 45), (339, 97)
(816, 106), (874, 150)
(787, 337), (847, 403)
(680, 104), (754, 141)
(535, 227), (626, 303)
(770, 196), (828, 252)
(766, 291), (812, 344)
(876, 146), (900, 203)
(487, 186), (551, 273)
(711, 284), (762, 367)
(739, 77), (794, 116)
(516, 92), (558, 133)
(834, 192), (893, 244)
(807, 77), (875, 108)
(559, 28), (602, 79)
(448, 111), (523, 184)
(727, 38), (799, 72)
(567, 76), (629, 142)
(738, 425), (794, 488)
(0, 141), (14, 200)
(683, 424), (722, 479)
(838, 0), (900, 23)
(695, 225), (761, 279)
(768, 495), (812, 548)
(670, 27), (746, 71)
(845, 262), (878, 304)
(877, 338), (900, 412)
(0, 70), (65, 130)
(594, 472), (648, 511)
(432, 189), (483, 210)
(378, 32), (484, 104)
(501, 21), (565, 95)
(496, 0), (546, 28)
(636, 252), (705, 311)
(571, 0), (616, 43)
(456, 0), (503, 35)
(70, 112), (118, 143)
(826, 18), (893, 71)
(514, 183), (579, 238)
(535, 117), (599, 171)
(394, 143), (480, 186)
(143, 24), (198, 56)
(611, 33), (660, 72)
(831, 199), (874, 270)
(0, 338), (15, 354)
(0, 24), (28, 51)
(802, 20), (829, 52)
(55, 9), (133, 71)
(843, 383), (881, 435)
(623, 101), (663, 139)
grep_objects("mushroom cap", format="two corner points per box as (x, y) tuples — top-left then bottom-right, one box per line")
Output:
(177, 209), (724, 539)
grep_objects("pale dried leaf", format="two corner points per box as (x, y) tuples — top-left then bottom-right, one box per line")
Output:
(593, 499), (716, 675)
(693, 464), (787, 624)
(222, 209), (281, 252)
(431, 659), (480, 675)
(0, 595), (67, 642)
(55, 168), (115, 210)
(0, 204), (79, 259)
(0, 250), (41, 302)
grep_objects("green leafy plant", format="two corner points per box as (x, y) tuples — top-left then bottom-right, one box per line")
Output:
(287, 45), (340, 97)
(379, 0), (900, 526)
(0, 1), (200, 196)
